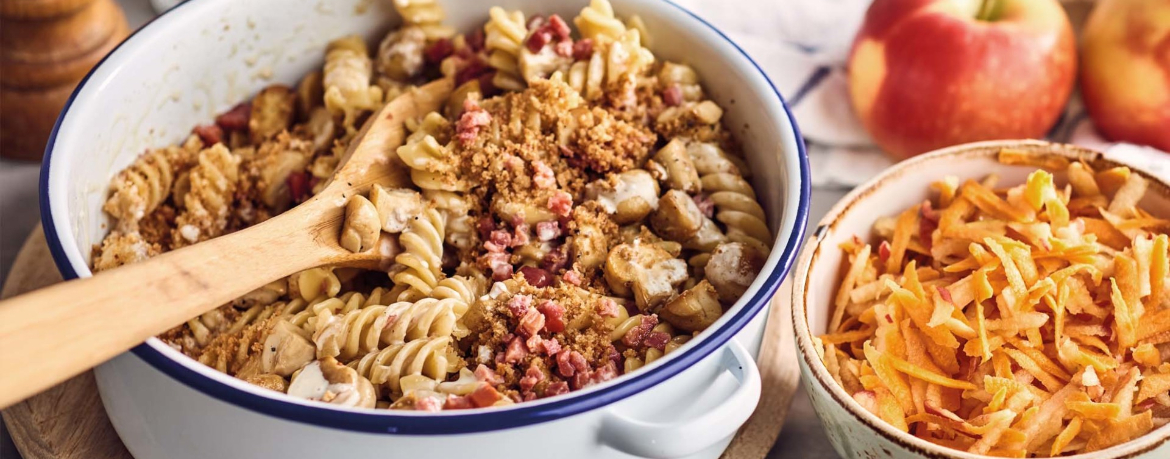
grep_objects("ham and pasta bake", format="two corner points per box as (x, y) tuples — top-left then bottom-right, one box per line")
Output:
(93, 0), (771, 411)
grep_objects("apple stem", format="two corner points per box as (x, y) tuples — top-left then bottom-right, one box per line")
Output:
(976, 0), (1003, 21)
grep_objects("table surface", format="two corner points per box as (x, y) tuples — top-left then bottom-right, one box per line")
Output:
(0, 0), (848, 457)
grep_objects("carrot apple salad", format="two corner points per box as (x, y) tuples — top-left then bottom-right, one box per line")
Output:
(817, 149), (1170, 457)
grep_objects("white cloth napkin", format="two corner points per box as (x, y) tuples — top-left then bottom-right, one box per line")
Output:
(672, 0), (1170, 188)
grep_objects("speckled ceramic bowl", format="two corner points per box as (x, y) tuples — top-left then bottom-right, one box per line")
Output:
(792, 140), (1170, 459)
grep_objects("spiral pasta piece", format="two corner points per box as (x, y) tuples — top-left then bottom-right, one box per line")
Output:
(103, 148), (175, 225)
(392, 0), (454, 40)
(193, 303), (282, 373)
(687, 142), (770, 253)
(564, 28), (653, 101)
(323, 35), (384, 131)
(312, 303), (389, 361)
(379, 297), (460, 344)
(391, 207), (446, 295)
(398, 112), (463, 192)
(573, 0), (626, 43)
(350, 336), (455, 397)
(484, 7), (528, 92)
(173, 144), (241, 247)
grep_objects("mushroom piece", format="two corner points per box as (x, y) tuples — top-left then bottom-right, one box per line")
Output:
(650, 190), (704, 242)
(375, 26), (427, 81)
(656, 280), (722, 332)
(705, 242), (767, 304)
(340, 195), (381, 253)
(604, 242), (688, 311)
(288, 357), (377, 408)
(586, 170), (661, 225)
(260, 320), (316, 377)
(369, 185), (423, 233)
(652, 139), (700, 193)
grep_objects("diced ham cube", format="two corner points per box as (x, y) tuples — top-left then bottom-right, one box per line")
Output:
(596, 299), (619, 318)
(192, 124), (223, 146)
(541, 246), (569, 273)
(545, 381), (569, 397)
(526, 30), (551, 53)
(538, 337), (562, 356)
(547, 14), (571, 39)
(504, 336), (529, 363)
(478, 216), (497, 241)
(518, 266), (552, 287)
(621, 315), (658, 348)
(517, 307), (545, 337)
(663, 85), (683, 107)
(511, 224), (530, 247)
(562, 270), (583, 286)
(474, 364), (504, 385)
(590, 361), (618, 385)
(643, 331), (670, 351)
(536, 221), (561, 241)
(533, 161), (556, 189)
(537, 300), (565, 333)
(556, 349), (588, 377)
(215, 102), (251, 131)
(519, 364), (544, 392)
(548, 191), (573, 217)
(286, 172), (311, 203)
(572, 39), (594, 61)
(488, 230), (513, 250)
(506, 294), (533, 317)
(456, 98), (491, 146)
(424, 38), (454, 64)
(469, 383), (502, 408)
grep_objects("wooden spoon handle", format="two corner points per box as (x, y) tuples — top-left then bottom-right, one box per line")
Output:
(0, 196), (341, 409)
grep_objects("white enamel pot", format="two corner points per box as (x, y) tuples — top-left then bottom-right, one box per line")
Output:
(38, 0), (811, 458)
(793, 140), (1170, 459)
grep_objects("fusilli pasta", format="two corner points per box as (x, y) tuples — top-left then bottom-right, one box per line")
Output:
(484, 7), (528, 92)
(323, 35), (384, 131)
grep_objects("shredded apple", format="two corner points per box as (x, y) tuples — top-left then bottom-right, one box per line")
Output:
(817, 149), (1170, 457)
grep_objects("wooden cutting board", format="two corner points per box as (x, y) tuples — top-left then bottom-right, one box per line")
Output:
(1, 224), (800, 459)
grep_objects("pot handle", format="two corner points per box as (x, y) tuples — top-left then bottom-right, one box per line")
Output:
(598, 340), (761, 458)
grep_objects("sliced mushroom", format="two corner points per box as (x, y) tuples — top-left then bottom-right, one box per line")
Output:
(657, 280), (722, 332)
(288, 357), (377, 408)
(653, 139), (700, 193)
(705, 242), (767, 304)
(261, 320), (316, 377)
(370, 185), (423, 233)
(586, 170), (660, 225)
(604, 242), (688, 311)
(651, 190), (704, 242)
(375, 26), (427, 81)
(340, 195), (381, 253)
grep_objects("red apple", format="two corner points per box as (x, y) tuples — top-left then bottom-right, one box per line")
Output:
(848, 0), (1077, 159)
(1080, 0), (1170, 152)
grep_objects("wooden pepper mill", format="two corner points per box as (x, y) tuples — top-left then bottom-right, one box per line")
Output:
(1, 0), (129, 161)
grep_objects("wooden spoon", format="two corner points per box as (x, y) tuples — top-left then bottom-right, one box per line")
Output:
(0, 78), (454, 409)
